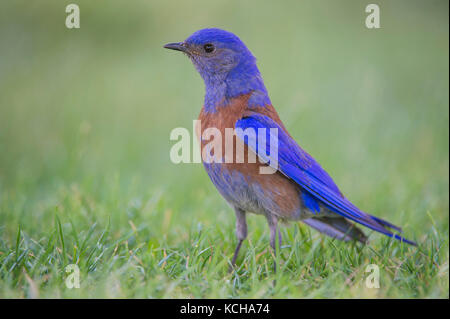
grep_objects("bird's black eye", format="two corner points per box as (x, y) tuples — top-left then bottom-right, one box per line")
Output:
(203, 43), (215, 53)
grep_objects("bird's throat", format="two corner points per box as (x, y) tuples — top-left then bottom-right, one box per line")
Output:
(203, 66), (271, 113)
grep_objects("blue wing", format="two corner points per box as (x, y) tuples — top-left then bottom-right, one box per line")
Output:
(235, 113), (416, 245)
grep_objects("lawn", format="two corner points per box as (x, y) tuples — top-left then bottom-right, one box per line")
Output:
(0, 0), (448, 298)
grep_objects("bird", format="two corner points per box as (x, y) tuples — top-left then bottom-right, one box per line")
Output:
(164, 28), (416, 271)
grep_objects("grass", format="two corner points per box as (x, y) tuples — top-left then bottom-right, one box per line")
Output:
(0, 0), (448, 298)
(0, 176), (447, 298)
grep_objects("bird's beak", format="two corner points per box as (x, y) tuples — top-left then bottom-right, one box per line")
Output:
(163, 42), (188, 53)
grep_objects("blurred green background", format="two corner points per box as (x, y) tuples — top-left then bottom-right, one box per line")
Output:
(0, 0), (448, 298)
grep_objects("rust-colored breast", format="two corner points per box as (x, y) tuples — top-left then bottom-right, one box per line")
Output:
(196, 96), (303, 220)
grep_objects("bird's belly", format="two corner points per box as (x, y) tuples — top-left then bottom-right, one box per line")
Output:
(203, 163), (265, 215)
(203, 162), (308, 220)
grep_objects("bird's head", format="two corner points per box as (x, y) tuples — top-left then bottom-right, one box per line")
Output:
(164, 28), (269, 111)
(164, 28), (255, 83)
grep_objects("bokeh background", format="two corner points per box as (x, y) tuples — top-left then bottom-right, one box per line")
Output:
(0, 0), (448, 298)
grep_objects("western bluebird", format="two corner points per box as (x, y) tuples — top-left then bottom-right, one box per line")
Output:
(164, 28), (416, 271)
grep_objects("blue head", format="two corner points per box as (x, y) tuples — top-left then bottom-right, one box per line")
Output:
(164, 28), (270, 112)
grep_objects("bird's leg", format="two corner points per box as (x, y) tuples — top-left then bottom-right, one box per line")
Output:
(267, 214), (280, 274)
(278, 227), (282, 248)
(229, 207), (247, 272)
